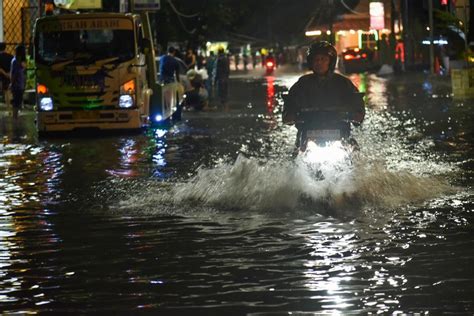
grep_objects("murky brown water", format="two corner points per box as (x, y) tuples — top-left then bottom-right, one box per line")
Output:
(0, 70), (472, 314)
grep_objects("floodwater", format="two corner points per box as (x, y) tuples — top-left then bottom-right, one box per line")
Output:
(0, 69), (473, 314)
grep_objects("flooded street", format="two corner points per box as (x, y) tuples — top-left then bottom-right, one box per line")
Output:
(0, 68), (473, 314)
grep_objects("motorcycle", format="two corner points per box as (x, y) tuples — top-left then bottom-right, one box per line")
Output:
(265, 58), (276, 75)
(295, 109), (360, 164)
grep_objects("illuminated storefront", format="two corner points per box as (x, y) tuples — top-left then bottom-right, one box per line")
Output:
(305, 0), (393, 53)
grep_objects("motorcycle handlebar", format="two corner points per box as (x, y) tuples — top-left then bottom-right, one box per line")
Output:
(295, 110), (348, 121)
(294, 111), (363, 127)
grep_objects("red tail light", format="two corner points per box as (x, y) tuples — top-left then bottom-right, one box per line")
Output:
(266, 61), (274, 67)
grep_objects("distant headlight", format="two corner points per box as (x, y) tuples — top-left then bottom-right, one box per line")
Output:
(154, 114), (163, 122)
(39, 97), (53, 111)
(119, 95), (134, 108)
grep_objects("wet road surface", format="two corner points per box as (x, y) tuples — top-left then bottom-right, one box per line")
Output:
(0, 67), (473, 314)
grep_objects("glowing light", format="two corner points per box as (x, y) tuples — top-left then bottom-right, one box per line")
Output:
(121, 79), (136, 94)
(119, 95), (134, 108)
(305, 30), (322, 36)
(37, 84), (48, 94)
(422, 39), (448, 45)
(154, 114), (163, 122)
(370, 2), (385, 30)
(302, 141), (350, 165)
(39, 97), (53, 111)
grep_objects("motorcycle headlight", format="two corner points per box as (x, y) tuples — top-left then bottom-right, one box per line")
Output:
(119, 95), (134, 108)
(303, 141), (349, 164)
(39, 97), (53, 111)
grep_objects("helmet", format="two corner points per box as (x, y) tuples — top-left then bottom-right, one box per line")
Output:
(306, 41), (338, 71)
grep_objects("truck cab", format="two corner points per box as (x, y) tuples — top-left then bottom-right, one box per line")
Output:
(33, 11), (181, 134)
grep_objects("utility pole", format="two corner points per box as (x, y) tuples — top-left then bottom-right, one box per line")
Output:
(428, 0), (435, 74)
(389, 0), (396, 65)
(327, 0), (335, 44)
(401, 0), (411, 68)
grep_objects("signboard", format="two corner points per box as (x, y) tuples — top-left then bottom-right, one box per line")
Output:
(38, 18), (133, 32)
(369, 2), (385, 30)
(133, 0), (161, 11)
(54, 0), (102, 10)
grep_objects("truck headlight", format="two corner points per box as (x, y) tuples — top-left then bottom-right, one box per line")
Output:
(119, 95), (134, 108)
(39, 97), (53, 111)
(119, 79), (136, 108)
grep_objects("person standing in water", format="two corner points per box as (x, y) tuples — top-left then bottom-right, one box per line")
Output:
(10, 44), (27, 120)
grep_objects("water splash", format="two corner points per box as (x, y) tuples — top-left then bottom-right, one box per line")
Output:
(118, 154), (453, 214)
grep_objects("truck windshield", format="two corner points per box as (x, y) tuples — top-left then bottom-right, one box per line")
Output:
(36, 28), (135, 64)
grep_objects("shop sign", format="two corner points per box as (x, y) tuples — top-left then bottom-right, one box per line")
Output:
(370, 2), (385, 30)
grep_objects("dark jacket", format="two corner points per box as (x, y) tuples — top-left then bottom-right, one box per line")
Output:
(283, 72), (364, 124)
(10, 56), (26, 92)
(159, 54), (180, 83)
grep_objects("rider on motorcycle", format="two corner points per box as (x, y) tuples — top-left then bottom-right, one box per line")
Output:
(283, 41), (365, 145)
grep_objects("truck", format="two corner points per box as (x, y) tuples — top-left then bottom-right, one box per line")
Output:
(33, 10), (182, 134)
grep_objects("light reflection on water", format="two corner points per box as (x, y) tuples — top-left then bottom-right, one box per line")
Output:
(0, 72), (473, 313)
(0, 142), (63, 309)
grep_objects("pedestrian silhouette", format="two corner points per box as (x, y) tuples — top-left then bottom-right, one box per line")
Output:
(214, 48), (230, 109)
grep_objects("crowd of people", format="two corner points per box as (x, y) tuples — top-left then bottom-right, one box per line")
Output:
(157, 46), (296, 112)
(158, 46), (231, 111)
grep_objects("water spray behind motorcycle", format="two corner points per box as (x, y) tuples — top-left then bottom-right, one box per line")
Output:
(295, 110), (359, 180)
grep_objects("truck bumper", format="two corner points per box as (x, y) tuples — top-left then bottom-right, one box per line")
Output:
(36, 109), (148, 132)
